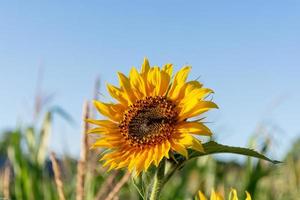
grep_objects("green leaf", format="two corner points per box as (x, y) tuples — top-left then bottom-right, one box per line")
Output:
(189, 141), (281, 164)
(37, 112), (52, 166)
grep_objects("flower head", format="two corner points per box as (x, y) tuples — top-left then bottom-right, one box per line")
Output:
(198, 189), (252, 200)
(87, 58), (218, 174)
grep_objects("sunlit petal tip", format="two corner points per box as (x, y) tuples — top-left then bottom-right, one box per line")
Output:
(145, 160), (153, 171)
(86, 128), (102, 134)
(245, 191), (252, 200)
(197, 188), (251, 200)
(85, 118), (101, 125)
(191, 138), (205, 152)
(117, 72), (128, 84)
(92, 99), (99, 107)
(102, 159), (112, 167)
(153, 146), (159, 166)
(213, 102), (219, 109)
(107, 163), (117, 172)
(141, 57), (150, 73)
(198, 191), (207, 200)
(177, 122), (212, 136)
(143, 57), (149, 63)
(162, 63), (173, 77)
(171, 140), (188, 158)
(164, 141), (171, 158)
(229, 188), (239, 200)
(179, 100), (219, 121)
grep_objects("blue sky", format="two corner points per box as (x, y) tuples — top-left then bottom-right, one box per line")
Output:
(0, 1), (299, 159)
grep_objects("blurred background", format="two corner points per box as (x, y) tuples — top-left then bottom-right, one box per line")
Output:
(0, 1), (299, 200)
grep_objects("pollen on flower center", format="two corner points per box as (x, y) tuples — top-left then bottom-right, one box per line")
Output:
(119, 96), (178, 147)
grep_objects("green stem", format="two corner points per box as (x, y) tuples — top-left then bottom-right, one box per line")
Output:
(149, 159), (166, 200)
(163, 163), (181, 185)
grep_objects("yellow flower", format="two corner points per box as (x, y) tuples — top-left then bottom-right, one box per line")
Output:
(87, 58), (218, 174)
(198, 189), (252, 200)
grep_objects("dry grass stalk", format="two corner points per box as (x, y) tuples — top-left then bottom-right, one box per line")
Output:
(95, 171), (119, 200)
(76, 101), (90, 200)
(104, 172), (131, 200)
(3, 164), (10, 199)
(50, 152), (66, 200)
(90, 76), (100, 120)
(93, 76), (100, 105)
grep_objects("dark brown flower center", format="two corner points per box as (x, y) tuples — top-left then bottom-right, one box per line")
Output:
(119, 96), (178, 147)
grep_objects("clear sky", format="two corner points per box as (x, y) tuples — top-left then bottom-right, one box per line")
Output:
(0, 1), (299, 159)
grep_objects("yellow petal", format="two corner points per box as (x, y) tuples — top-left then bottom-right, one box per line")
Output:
(170, 83), (186, 102)
(198, 191), (207, 200)
(190, 137), (204, 152)
(159, 70), (171, 96)
(85, 119), (118, 129)
(92, 136), (123, 148)
(245, 191), (251, 200)
(128, 150), (140, 172)
(229, 189), (238, 200)
(144, 148), (154, 171)
(170, 140), (188, 158)
(211, 189), (224, 200)
(102, 159), (114, 168)
(147, 66), (161, 96)
(140, 58), (151, 95)
(117, 72), (137, 104)
(163, 141), (171, 158)
(152, 145), (158, 166)
(93, 100), (124, 122)
(106, 84), (128, 106)
(141, 57), (150, 74)
(129, 67), (147, 98)
(176, 121), (212, 136)
(168, 66), (191, 100)
(172, 66), (191, 85)
(91, 138), (112, 148)
(107, 162), (118, 172)
(156, 143), (165, 166)
(184, 81), (203, 95)
(115, 158), (130, 169)
(162, 63), (173, 78)
(87, 127), (107, 134)
(104, 135), (123, 142)
(101, 151), (123, 162)
(153, 145), (160, 166)
(180, 134), (204, 152)
(180, 88), (214, 105)
(179, 100), (218, 121)
(116, 151), (132, 169)
(135, 149), (149, 175)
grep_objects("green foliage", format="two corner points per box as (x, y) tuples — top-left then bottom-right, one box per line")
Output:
(190, 141), (280, 164)
(1, 118), (53, 199)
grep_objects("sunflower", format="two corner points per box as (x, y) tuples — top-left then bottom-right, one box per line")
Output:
(87, 58), (218, 174)
(197, 189), (252, 200)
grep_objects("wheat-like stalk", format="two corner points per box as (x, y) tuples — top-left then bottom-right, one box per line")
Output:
(3, 163), (10, 199)
(94, 171), (119, 200)
(104, 172), (131, 200)
(76, 101), (90, 200)
(50, 152), (66, 200)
